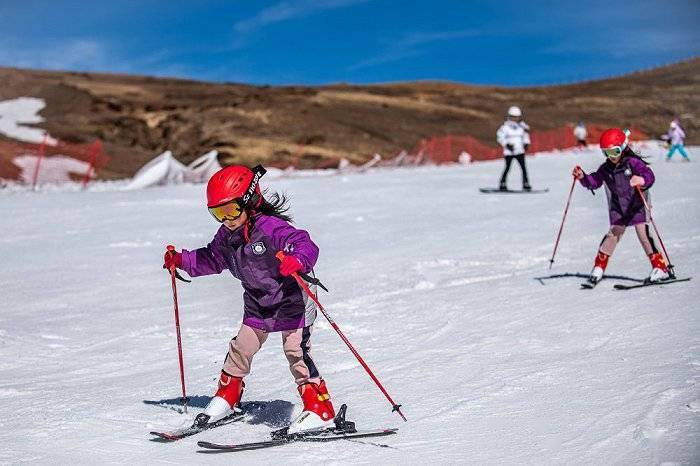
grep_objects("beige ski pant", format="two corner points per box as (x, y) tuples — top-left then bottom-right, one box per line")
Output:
(599, 223), (657, 256)
(222, 323), (321, 385)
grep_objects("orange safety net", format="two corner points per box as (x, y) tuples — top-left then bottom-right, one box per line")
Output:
(403, 124), (649, 165)
(0, 138), (110, 186)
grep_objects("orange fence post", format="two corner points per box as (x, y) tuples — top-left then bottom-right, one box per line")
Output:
(82, 140), (101, 189)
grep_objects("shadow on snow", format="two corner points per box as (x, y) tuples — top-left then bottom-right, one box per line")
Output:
(143, 396), (295, 427)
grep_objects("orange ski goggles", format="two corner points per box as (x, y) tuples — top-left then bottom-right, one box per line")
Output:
(208, 200), (243, 222)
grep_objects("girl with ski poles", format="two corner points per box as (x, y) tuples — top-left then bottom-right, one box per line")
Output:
(162, 164), (336, 434)
(572, 128), (671, 286)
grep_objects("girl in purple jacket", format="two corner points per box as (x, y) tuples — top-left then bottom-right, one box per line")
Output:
(163, 165), (335, 434)
(572, 128), (670, 285)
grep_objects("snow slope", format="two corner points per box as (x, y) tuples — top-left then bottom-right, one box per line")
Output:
(1, 144), (698, 464)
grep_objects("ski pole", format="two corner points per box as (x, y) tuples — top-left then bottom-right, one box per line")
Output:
(166, 245), (188, 413)
(635, 186), (675, 277)
(276, 252), (407, 422)
(549, 174), (577, 269)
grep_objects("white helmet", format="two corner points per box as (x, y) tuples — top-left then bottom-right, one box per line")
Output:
(507, 106), (522, 117)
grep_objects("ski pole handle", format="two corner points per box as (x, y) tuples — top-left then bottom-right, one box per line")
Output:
(166, 245), (191, 283)
(276, 251), (407, 422)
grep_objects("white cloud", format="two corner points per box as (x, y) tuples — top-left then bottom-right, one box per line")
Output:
(348, 29), (482, 72)
(233, 0), (368, 34)
(397, 29), (483, 48)
(540, 21), (698, 58)
(0, 38), (120, 72)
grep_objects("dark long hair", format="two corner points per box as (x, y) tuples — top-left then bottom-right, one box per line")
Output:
(622, 146), (650, 165)
(253, 190), (293, 222)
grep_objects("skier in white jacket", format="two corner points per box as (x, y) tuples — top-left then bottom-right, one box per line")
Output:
(666, 120), (689, 161)
(497, 106), (531, 191)
(574, 121), (587, 148)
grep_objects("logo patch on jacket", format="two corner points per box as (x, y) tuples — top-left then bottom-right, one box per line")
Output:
(251, 242), (266, 255)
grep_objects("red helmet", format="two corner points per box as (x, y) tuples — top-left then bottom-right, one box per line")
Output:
(599, 128), (629, 150)
(206, 164), (266, 208)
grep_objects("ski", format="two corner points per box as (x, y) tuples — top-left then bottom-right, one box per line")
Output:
(197, 428), (398, 453)
(580, 280), (599, 289)
(613, 277), (691, 290)
(479, 188), (549, 194)
(150, 409), (246, 441)
(196, 404), (397, 453)
(535, 273), (643, 286)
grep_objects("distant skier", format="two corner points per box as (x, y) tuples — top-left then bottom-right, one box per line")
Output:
(666, 120), (690, 161)
(573, 121), (587, 149)
(573, 128), (670, 285)
(163, 165), (336, 434)
(497, 106), (531, 191)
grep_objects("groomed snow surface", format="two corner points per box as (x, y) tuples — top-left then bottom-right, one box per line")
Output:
(1, 144), (698, 464)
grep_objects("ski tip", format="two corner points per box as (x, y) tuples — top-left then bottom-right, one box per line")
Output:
(150, 432), (178, 441)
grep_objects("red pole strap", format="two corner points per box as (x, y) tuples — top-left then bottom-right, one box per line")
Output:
(276, 252), (407, 422)
(549, 176), (577, 269)
(167, 245), (188, 413)
(635, 186), (673, 268)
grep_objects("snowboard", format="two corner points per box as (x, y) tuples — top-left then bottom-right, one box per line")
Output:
(479, 188), (549, 194)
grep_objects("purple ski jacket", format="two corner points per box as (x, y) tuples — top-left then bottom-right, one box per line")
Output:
(579, 154), (655, 226)
(179, 214), (319, 332)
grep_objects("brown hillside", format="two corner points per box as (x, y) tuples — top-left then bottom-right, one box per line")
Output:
(0, 58), (697, 179)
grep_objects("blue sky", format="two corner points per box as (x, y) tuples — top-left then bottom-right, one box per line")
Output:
(0, 0), (698, 86)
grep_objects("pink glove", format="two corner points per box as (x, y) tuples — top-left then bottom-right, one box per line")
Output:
(163, 247), (182, 270)
(572, 165), (584, 180)
(279, 255), (303, 277)
(630, 175), (645, 187)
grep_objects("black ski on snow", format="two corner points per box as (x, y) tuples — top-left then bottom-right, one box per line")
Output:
(150, 410), (246, 441)
(479, 188), (549, 194)
(197, 428), (398, 453)
(534, 273), (643, 287)
(580, 280), (599, 289)
(197, 404), (398, 453)
(613, 277), (691, 290)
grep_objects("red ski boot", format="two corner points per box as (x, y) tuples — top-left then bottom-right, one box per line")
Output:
(588, 251), (609, 284)
(647, 252), (669, 282)
(196, 371), (244, 426)
(287, 380), (336, 434)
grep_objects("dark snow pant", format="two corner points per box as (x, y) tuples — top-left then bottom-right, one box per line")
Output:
(500, 154), (529, 187)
